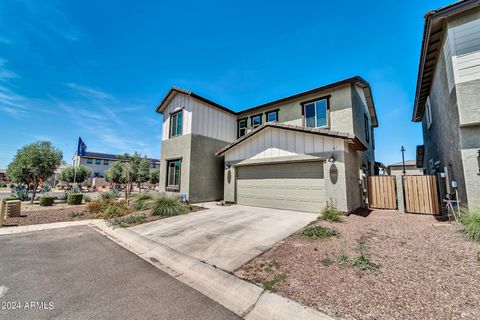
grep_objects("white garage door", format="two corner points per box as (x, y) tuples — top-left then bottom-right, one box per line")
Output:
(236, 161), (325, 213)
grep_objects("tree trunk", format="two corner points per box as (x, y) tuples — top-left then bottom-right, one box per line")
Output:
(31, 181), (38, 204)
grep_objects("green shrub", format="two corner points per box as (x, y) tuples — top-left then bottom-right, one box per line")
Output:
(302, 225), (338, 238)
(11, 185), (30, 201)
(67, 193), (83, 205)
(319, 200), (344, 222)
(112, 215), (146, 228)
(150, 197), (188, 216)
(39, 196), (55, 206)
(130, 192), (156, 211)
(460, 209), (480, 242)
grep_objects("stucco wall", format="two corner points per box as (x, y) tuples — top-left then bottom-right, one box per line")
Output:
(460, 125), (480, 208)
(422, 35), (467, 204)
(189, 135), (229, 203)
(159, 134), (192, 198)
(236, 85), (354, 135)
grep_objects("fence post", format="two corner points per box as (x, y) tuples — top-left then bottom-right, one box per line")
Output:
(395, 175), (405, 213)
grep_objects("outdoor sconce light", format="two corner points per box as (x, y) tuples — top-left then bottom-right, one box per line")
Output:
(225, 164), (231, 170)
(328, 154), (336, 163)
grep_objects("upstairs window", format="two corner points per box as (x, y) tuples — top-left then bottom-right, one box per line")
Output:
(266, 110), (278, 122)
(425, 97), (432, 129)
(166, 159), (182, 191)
(303, 98), (328, 128)
(251, 114), (262, 129)
(86, 158), (92, 164)
(364, 114), (370, 143)
(238, 118), (247, 138)
(104, 160), (109, 165)
(95, 159), (101, 165)
(170, 110), (183, 138)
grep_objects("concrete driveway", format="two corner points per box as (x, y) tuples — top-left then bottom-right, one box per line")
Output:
(130, 204), (317, 272)
(0, 226), (239, 320)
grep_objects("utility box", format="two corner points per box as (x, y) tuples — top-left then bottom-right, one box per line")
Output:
(5, 200), (21, 217)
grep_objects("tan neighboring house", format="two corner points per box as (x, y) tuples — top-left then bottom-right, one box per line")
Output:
(386, 160), (424, 176)
(156, 76), (378, 213)
(72, 151), (160, 178)
(413, 0), (480, 208)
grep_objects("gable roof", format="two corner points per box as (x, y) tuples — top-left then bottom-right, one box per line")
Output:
(155, 76), (378, 126)
(413, 0), (480, 122)
(155, 87), (236, 115)
(215, 122), (367, 157)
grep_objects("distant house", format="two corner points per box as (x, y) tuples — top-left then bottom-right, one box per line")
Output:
(72, 151), (160, 178)
(0, 169), (6, 181)
(412, 0), (480, 208)
(386, 160), (423, 176)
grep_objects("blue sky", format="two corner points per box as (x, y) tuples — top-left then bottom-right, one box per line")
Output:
(0, 0), (451, 168)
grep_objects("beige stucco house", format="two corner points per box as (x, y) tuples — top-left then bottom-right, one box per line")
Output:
(386, 160), (424, 176)
(156, 76), (378, 213)
(413, 0), (480, 209)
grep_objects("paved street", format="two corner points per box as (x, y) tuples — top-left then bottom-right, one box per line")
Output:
(0, 226), (240, 320)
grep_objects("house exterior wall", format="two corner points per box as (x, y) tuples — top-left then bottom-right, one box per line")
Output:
(78, 157), (112, 178)
(237, 85), (354, 135)
(189, 135), (230, 203)
(389, 166), (424, 176)
(420, 8), (480, 208)
(159, 134), (192, 198)
(162, 93), (237, 142)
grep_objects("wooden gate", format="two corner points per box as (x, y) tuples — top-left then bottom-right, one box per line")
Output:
(403, 175), (440, 215)
(368, 176), (397, 210)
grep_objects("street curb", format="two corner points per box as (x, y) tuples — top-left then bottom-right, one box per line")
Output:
(91, 221), (335, 320)
(0, 219), (100, 235)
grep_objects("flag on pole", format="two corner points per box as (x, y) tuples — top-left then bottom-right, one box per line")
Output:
(77, 137), (87, 157)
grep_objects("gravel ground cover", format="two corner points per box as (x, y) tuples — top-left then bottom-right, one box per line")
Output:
(4, 205), (90, 226)
(235, 210), (480, 320)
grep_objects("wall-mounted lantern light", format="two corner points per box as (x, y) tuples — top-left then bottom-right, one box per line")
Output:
(225, 164), (231, 170)
(328, 154), (336, 163)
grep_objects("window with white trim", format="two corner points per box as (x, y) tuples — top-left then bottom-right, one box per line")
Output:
(251, 114), (262, 129)
(238, 118), (247, 138)
(166, 159), (181, 191)
(170, 110), (183, 138)
(266, 110), (278, 122)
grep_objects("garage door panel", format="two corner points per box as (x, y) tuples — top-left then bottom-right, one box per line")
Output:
(236, 162), (325, 213)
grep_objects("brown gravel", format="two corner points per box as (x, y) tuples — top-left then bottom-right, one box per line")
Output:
(235, 210), (480, 320)
(4, 204), (91, 226)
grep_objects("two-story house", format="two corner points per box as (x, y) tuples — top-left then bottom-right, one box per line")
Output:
(156, 76), (378, 213)
(413, 0), (480, 209)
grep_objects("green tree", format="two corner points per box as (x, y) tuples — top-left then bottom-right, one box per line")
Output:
(58, 166), (92, 186)
(149, 169), (160, 188)
(105, 161), (129, 198)
(7, 141), (63, 203)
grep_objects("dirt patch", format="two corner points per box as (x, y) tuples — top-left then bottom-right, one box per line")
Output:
(4, 205), (91, 226)
(235, 210), (480, 320)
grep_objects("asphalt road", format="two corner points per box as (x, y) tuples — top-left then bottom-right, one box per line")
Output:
(0, 226), (240, 320)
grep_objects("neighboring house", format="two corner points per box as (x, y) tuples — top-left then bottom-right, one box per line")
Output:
(386, 160), (424, 176)
(0, 169), (6, 180)
(412, 0), (480, 208)
(72, 151), (160, 178)
(156, 76), (378, 212)
(46, 164), (71, 186)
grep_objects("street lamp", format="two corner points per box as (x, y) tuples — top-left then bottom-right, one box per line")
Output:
(401, 146), (406, 175)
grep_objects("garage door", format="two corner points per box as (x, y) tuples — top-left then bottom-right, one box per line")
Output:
(236, 161), (325, 213)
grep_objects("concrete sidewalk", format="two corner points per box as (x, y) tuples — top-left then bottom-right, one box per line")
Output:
(92, 220), (334, 320)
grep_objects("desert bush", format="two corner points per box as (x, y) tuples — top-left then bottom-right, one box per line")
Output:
(11, 185), (30, 201)
(67, 193), (83, 205)
(0, 180), (7, 188)
(39, 196), (55, 206)
(41, 183), (52, 193)
(87, 199), (131, 219)
(101, 191), (118, 200)
(83, 195), (92, 203)
(150, 196), (188, 217)
(319, 200), (344, 222)
(302, 225), (338, 238)
(130, 192), (156, 211)
(112, 214), (146, 228)
(460, 209), (480, 242)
